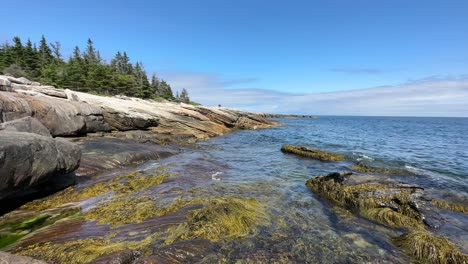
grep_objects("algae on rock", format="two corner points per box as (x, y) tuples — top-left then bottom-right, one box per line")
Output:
(393, 230), (468, 264)
(432, 199), (468, 214)
(14, 236), (154, 264)
(165, 197), (269, 244)
(21, 168), (172, 211)
(305, 171), (424, 229)
(281, 144), (345, 161)
(350, 162), (413, 175)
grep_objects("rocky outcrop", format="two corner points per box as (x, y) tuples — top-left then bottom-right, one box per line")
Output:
(0, 132), (81, 213)
(0, 117), (51, 137)
(281, 144), (345, 161)
(0, 75), (278, 138)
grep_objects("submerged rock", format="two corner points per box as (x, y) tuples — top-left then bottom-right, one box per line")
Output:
(350, 162), (414, 175)
(281, 144), (345, 161)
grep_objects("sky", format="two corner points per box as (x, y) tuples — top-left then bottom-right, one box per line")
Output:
(2, 0), (468, 116)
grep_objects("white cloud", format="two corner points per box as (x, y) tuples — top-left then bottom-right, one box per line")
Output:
(161, 71), (468, 117)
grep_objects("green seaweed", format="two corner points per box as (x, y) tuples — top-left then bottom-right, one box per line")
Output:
(11, 215), (50, 231)
(281, 144), (345, 161)
(393, 230), (468, 264)
(0, 233), (23, 249)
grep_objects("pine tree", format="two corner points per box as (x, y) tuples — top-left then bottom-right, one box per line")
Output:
(11, 37), (25, 67)
(179, 88), (190, 103)
(151, 73), (160, 96)
(24, 39), (39, 78)
(38, 35), (53, 69)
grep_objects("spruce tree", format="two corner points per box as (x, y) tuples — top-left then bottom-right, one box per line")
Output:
(180, 88), (190, 103)
(38, 35), (53, 69)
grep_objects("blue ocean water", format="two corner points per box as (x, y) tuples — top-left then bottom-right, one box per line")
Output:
(149, 116), (468, 262)
(201, 116), (468, 193)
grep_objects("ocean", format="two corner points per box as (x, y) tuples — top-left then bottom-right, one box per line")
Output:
(153, 116), (468, 262)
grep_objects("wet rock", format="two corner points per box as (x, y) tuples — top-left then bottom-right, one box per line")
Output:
(281, 144), (345, 161)
(0, 117), (51, 137)
(306, 171), (424, 228)
(0, 251), (47, 264)
(74, 137), (180, 177)
(91, 250), (141, 264)
(136, 239), (215, 264)
(0, 132), (80, 210)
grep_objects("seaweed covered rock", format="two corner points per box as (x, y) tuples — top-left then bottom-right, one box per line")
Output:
(306, 171), (468, 264)
(165, 197), (269, 244)
(305, 171), (424, 228)
(281, 144), (345, 161)
(394, 230), (468, 264)
(350, 162), (414, 175)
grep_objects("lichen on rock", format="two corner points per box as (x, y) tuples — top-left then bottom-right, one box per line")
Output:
(281, 144), (345, 161)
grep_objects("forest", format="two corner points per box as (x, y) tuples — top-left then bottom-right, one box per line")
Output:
(0, 36), (191, 103)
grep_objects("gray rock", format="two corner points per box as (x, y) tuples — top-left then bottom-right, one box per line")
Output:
(0, 251), (47, 264)
(0, 132), (81, 203)
(0, 117), (51, 137)
(0, 77), (12, 92)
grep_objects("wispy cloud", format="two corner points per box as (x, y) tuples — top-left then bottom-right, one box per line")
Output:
(161, 71), (468, 117)
(330, 68), (387, 74)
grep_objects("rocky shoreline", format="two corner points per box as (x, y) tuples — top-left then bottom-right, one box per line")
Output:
(0, 74), (279, 214)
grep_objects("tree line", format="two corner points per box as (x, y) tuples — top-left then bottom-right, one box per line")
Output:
(0, 35), (191, 102)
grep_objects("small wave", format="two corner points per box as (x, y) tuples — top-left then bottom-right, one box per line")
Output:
(404, 165), (463, 185)
(211, 171), (223, 181)
(354, 153), (374, 162)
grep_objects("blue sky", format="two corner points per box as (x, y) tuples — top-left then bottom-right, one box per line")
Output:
(2, 0), (468, 116)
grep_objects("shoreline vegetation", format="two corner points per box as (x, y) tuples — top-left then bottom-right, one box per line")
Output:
(0, 36), (194, 103)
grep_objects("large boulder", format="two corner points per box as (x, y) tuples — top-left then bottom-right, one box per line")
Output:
(0, 132), (81, 209)
(0, 116), (51, 137)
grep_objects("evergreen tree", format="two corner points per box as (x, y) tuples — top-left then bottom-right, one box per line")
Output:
(24, 39), (39, 78)
(11, 37), (24, 67)
(179, 88), (190, 103)
(38, 35), (53, 69)
(159, 80), (174, 100)
(150, 73), (160, 96)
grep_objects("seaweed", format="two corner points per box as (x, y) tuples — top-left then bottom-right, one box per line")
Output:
(432, 199), (468, 214)
(350, 162), (412, 175)
(0, 233), (23, 249)
(393, 230), (468, 264)
(14, 236), (154, 264)
(165, 197), (268, 244)
(21, 168), (172, 211)
(281, 144), (345, 161)
(11, 215), (50, 231)
(305, 174), (424, 229)
(84, 196), (206, 228)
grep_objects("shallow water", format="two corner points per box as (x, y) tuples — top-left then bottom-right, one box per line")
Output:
(6, 116), (468, 263)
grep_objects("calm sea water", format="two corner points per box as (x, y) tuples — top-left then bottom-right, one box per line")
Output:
(144, 116), (468, 262)
(201, 116), (468, 192)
